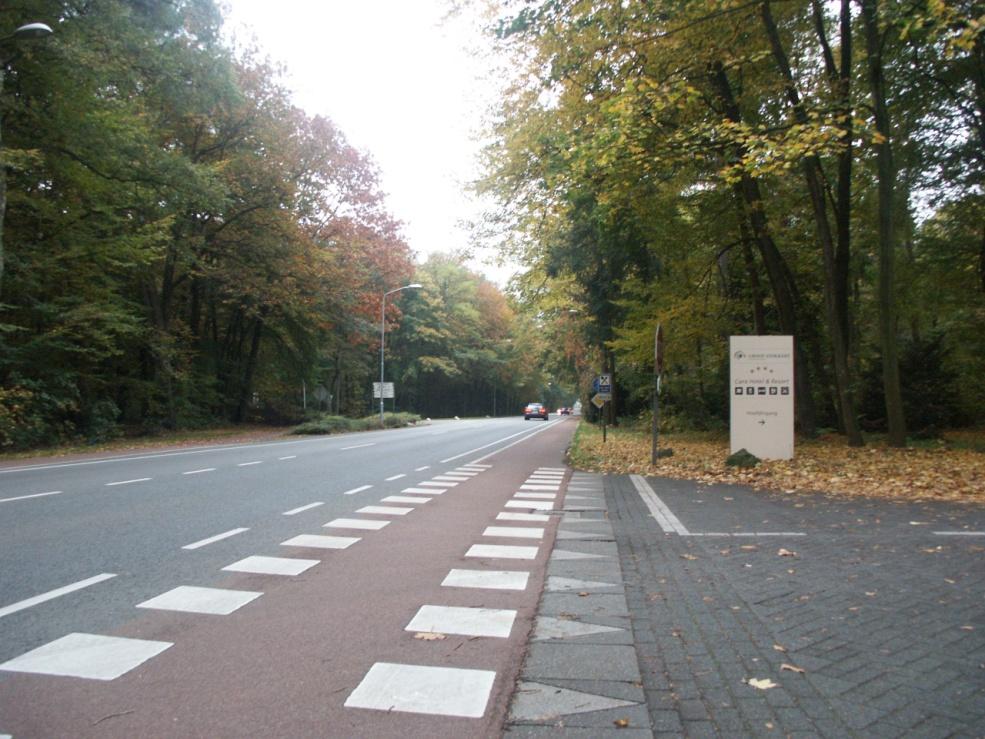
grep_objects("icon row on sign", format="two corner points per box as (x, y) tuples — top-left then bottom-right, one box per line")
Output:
(734, 386), (790, 396)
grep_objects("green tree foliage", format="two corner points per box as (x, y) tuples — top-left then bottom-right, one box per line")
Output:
(478, 0), (984, 439)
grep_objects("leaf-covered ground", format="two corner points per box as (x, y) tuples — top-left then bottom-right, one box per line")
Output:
(568, 423), (985, 504)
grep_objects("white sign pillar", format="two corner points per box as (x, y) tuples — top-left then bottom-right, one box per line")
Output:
(730, 336), (794, 460)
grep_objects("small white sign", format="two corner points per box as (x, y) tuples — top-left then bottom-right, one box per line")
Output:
(373, 382), (394, 399)
(730, 336), (794, 460)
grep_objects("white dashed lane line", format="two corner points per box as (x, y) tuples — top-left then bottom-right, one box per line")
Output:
(282, 502), (324, 516)
(0, 490), (62, 504)
(341, 443), (375, 451)
(182, 527), (250, 550)
(414, 465), (430, 471)
(278, 455), (297, 460)
(237, 461), (262, 467)
(933, 531), (985, 536)
(385, 474), (407, 481)
(0, 573), (117, 620)
(182, 468), (215, 475)
(343, 485), (373, 496)
(106, 478), (152, 486)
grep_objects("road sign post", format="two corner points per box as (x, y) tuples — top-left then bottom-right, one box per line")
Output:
(651, 323), (672, 463)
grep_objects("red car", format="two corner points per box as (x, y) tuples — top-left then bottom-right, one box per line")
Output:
(524, 403), (548, 420)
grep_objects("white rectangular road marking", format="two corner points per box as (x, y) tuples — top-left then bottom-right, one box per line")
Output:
(497, 512), (550, 523)
(222, 555), (319, 576)
(442, 569), (530, 591)
(343, 485), (373, 496)
(483, 526), (544, 540)
(402, 487), (445, 495)
(0, 633), (172, 681)
(137, 586), (261, 615)
(433, 475), (469, 481)
(325, 518), (389, 531)
(237, 461), (262, 467)
(505, 500), (554, 511)
(385, 474), (406, 481)
(0, 573), (116, 620)
(281, 534), (360, 550)
(933, 531), (985, 536)
(521, 484), (560, 491)
(466, 544), (538, 560)
(381, 495), (431, 504)
(182, 468), (215, 475)
(514, 492), (557, 500)
(451, 470), (478, 476)
(279, 455), (296, 460)
(0, 490), (62, 504)
(106, 478), (152, 486)
(342, 443), (375, 450)
(418, 481), (457, 488)
(415, 465), (430, 471)
(282, 502), (324, 516)
(537, 467), (566, 472)
(630, 474), (690, 535)
(182, 528), (249, 550)
(406, 605), (517, 638)
(345, 662), (495, 717)
(357, 505), (413, 516)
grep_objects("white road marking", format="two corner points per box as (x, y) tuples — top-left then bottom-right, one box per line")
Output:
(466, 544), (539, 560)
(933, 531), (985, 536)
(345, 662), (495, 717)
(450, 470), (478, 476)
(432, 475), (469, 481)
(406, 605), (517, 638)
(182, 468), (215, 475)
(0, 573), (117, 620)
(182, 528), (249, 550)
(0, 633), (171, 681)
(106, 478), (151, 486)
(385, 474), (407, 481)
(520, 484), (560, 491)
(497, 512), (550, 523)
(630, 474), (690, 535)
(442, 569), (530, 591)
(505, 500), (554, 511)
(282, 502), (324, 516)
(514, 493), (557, 500)
(418, 481), (457, 488)
(357, 505), (413, 516)
(222, 555), (319, 576)
(281, 534), (360, 549)
(687, 532), (806, 537)
(325, 518), (390, 531)
(415, 465), (430, 471)
(237, 461), (262, 467)
(459, 464), (491, 470)
(279, 455), (297, 460)
(442, 422), (561, 463)
(483, 526), (544, 539)
(402, 487), (445, 495)
(538, 467), (566, 472)
(0, 490), (62, 504)
(137, 586), (262, 615)
(343, 485), (373, 496)
(381, 495), (431, 504)
(341, 443), (375, 450)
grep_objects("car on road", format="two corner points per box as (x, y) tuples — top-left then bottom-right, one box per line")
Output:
(524, 402), (549, 420)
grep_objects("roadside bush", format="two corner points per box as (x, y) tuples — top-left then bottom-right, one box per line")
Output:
(291, 412), (421, 435)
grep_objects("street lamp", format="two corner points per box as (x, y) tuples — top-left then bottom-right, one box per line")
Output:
(0, 22), (53, 298)
(379, 283), (422, 424)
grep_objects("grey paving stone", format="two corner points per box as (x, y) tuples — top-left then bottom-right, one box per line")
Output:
(522, 643), (642, 681)
(539, 592), (630, 619)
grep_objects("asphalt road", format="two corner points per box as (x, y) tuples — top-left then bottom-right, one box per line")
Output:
(0, 415), (578, 738)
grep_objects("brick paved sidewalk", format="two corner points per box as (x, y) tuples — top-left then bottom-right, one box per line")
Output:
(506, 472), (985, 737)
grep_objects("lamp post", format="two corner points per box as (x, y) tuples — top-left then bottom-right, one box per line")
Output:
(0, 22), (53, 298)
(379, 283), (421, 424)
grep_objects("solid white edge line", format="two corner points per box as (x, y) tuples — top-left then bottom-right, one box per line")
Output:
(343, 484), (373, 496)
(282, 502), (324, 516)
(0, 490), (62, 504)
(453, 420), (563, 465)
(629, 475), (690, 535)
(0, 573), (117, 619)
(106, 478), (152, 486)
(182, 527), (250, 550)
(182, 468), (215, 475)
(933, 531), (985, 536)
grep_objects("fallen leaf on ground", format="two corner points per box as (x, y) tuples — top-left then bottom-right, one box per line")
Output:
(961, 625), (975, 631)
(945, 578), (956, 584)
(746, 678), (778, 690)
(680, 553), (698, 560)
(781, 663), (806, 674)
(777, 548), (797, 557)
(773, 644), (787, 653)
(578, 591), (589, 597)
(909, 521), (929, 526)
(414, 632), (446, 641)
(613, 718), (630, 728)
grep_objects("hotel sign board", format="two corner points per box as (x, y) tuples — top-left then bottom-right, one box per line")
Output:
(730, 336), (794, 460)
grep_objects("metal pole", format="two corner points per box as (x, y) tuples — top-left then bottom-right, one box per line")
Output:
(379, 294), (386, 425)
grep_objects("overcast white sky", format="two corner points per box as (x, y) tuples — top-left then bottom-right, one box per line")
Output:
(223, 0), (514, 284)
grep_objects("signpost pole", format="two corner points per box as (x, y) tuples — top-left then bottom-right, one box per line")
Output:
(651, 324), (672, 464)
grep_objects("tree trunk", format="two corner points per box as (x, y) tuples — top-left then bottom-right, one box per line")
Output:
(861, 0), (907, 446)
(760, 1), (862, 446)
(235, 310), (265, 423)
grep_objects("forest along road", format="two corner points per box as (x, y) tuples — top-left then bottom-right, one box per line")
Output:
(0, 416), (575, 737)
